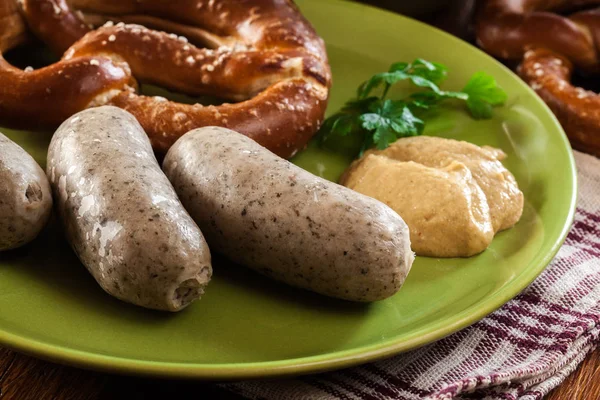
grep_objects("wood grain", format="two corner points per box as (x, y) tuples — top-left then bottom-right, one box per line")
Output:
(0, 347), (241, 400)
(0, 346), (599, 399)
(0, 347), (106, 400)
(546, 349), (600, 400)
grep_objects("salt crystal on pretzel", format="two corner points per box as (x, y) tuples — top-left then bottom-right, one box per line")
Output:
(0, 1), (134, 129)
(19, 0), (331, 158)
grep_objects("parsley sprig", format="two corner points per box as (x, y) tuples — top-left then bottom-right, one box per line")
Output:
(319, 59), (507, 156)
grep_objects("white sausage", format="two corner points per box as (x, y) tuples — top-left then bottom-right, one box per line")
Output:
(47, 106), (212, 311)
(163, 127), (414, 302)
(0, 132), (52, 251)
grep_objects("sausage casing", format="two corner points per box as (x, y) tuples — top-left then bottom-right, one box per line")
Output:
(0, 132), (52, 251)
(163, 127), (414, 302)
(47, 106), (212, 311)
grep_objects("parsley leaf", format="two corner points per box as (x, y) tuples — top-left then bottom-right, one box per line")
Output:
(359, 100), (423, 152)
(318, 97), (377, 143)
(462, 71), (508, 119)
(358, 59), (452, 100)
(396, 59), (448, 84)
(318, 59), (507, 158)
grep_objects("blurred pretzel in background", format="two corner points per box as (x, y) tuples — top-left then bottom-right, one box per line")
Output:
(0, 0), (332, 158)
(476, 0), (600, 156)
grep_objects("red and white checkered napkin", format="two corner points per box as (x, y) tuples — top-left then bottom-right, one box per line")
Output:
(222, 151), (600, 400)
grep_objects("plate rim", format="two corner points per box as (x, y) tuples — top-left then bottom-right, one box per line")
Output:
(0, 0), (578, 380)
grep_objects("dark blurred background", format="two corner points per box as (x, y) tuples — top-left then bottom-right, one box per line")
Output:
(359, 0), (476, 42)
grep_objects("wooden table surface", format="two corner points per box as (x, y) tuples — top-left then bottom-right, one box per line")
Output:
(0, 346), (599, 399)
(1, 1), (598, 399)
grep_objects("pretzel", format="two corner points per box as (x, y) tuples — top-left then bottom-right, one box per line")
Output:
(20, 0), (331, 158)
(475, 0), (600, 70)
(476, 0), (600, 156)
(518, 48), (600, 155)
(0, 1), (133, 129)
(1, 0), (28, 52)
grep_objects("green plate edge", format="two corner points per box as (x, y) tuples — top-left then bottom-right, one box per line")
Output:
(0, 0), (577, 380)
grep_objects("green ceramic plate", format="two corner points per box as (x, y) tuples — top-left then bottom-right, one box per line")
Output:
(0, 0), (576, 380)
